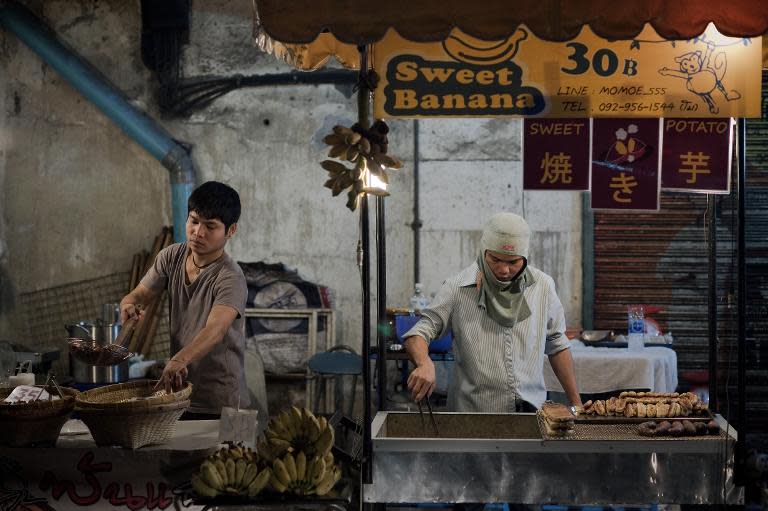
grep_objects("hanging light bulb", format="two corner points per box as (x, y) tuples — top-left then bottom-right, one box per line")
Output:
(364, 159), (389, 192)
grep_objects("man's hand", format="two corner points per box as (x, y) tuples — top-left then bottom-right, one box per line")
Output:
(120, 303), (144, 324)
(407, 359), (436, 402)
(155, 358), (188, 394)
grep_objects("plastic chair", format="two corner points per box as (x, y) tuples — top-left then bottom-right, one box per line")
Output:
(307, 345), (362, 416)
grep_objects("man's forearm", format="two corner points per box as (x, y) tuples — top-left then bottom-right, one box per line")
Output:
(172, 324), (228, 365)
(404, 335), (431, 367)
(548, 348), (582, 406)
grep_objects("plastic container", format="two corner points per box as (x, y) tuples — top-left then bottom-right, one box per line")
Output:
(627, 304), (645, 334)
(395, 315), (453, 353)
(409, 283), (430, 315)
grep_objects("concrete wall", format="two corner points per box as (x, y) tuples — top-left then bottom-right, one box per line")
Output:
(0, 1), (582, 364)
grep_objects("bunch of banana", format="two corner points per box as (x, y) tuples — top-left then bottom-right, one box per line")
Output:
(258, 406), (335, 462)
(320, 123), (403, 211)
(190, 444), (272, 499)
(270, 450), (342, 496)
(323, 125), (369, 164)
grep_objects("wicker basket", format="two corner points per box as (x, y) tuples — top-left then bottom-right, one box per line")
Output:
(0, 386), (79, 447)
(75, 380), (192, 449)
(75, 380), (192, 409)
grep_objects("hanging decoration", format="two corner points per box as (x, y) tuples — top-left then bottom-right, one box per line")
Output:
(320, 120), (402, 211)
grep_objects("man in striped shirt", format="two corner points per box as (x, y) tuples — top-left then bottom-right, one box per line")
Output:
(405, 212), (581, 412)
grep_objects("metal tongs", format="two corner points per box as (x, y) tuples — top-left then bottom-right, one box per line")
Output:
(417, 395), (440, 437)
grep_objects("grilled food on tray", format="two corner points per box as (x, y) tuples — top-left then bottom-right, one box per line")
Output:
(539, 402), (575, 437)
(637, 419), (721, 437)
(582, 391), (707, 418)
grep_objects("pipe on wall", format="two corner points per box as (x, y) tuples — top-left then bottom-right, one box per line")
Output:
(0, 1), (195, 242)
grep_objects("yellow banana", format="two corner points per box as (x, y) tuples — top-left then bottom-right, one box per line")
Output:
(315, 425), (334, 455)
(247, 468), (272, 497)
(200, 460), (224, 491)
(291, 407), (304, 430)
(213, 459), (228, 486)
(333, 125), (353, 136)
(308, 415), (322, 443)
(191, 473), (219, 498)
(240, 461), (260, 490)
(315, 470), (337, 495)
(272, 458), (291, 487)
(283, 452), (297, 481)
(229, 446), (244, 460)
(234, 459), (247, 488)
(281, 410), (298, 437)
(225, 458), (236, 487)
(295, 450), (307, 481)
(311, 456), (327, 486)
(270, 471), (288, 493)
(269, 437), (293, 453)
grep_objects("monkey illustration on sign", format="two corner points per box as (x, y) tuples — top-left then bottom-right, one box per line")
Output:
(658, 42), (741, 114)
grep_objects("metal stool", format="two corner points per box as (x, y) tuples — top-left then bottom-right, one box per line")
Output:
(308, 345), (362, 416)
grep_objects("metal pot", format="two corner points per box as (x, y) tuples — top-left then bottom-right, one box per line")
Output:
(70, 355), (129, 383)
(66, 320), (129, 383)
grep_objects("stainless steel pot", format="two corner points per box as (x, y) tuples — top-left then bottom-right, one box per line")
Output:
(66, 320), (129, 383)
(70, 355), (129, 383)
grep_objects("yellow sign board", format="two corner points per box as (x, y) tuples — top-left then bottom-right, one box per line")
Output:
(372, 25), (761, 118)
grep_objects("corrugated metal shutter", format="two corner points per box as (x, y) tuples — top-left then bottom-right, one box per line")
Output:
(592, 72), (768, 435)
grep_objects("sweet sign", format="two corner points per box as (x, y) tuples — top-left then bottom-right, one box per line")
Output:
(522, 119), (591, 190)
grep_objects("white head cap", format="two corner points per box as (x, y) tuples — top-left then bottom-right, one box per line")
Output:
(480, 212), (530, 259)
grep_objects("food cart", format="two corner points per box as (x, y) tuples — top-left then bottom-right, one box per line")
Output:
(250, 0), (768, 507)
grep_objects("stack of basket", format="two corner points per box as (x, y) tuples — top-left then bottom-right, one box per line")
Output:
(76, 380), (192, 449)
(0, 386), (79, 447)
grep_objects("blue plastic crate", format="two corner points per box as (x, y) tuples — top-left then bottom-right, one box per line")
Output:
(395, 314), (453, 353)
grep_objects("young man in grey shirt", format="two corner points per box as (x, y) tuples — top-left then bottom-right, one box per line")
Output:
(120, 181), (249, 419)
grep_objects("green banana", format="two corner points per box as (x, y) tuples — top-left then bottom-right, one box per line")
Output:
(191, 473), (219, 498)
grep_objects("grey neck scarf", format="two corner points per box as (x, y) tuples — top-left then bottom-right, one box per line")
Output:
(476, 253), (532, 327)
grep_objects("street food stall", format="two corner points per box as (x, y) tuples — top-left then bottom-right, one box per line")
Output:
(249, 0), (768, 507)
(1, 0), (768, 510)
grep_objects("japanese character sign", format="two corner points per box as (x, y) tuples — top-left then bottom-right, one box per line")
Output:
(523, 119), (590, 190)
(590, 118), (661, 211)
(661, 118), (733, 193)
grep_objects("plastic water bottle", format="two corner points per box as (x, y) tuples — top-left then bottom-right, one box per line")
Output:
(627, 304), (645, 351)
(409, 283), (429, 315)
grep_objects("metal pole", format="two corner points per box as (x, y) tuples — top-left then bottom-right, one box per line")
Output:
(376, 194), (387, 412)
(707, 193), (718, 412)
(412, 119), (422, 284)
(357, 45), (373, 486)
(735, 117), (747, 485)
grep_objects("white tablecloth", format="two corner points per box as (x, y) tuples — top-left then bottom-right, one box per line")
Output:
(543, 345), (678, 394)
